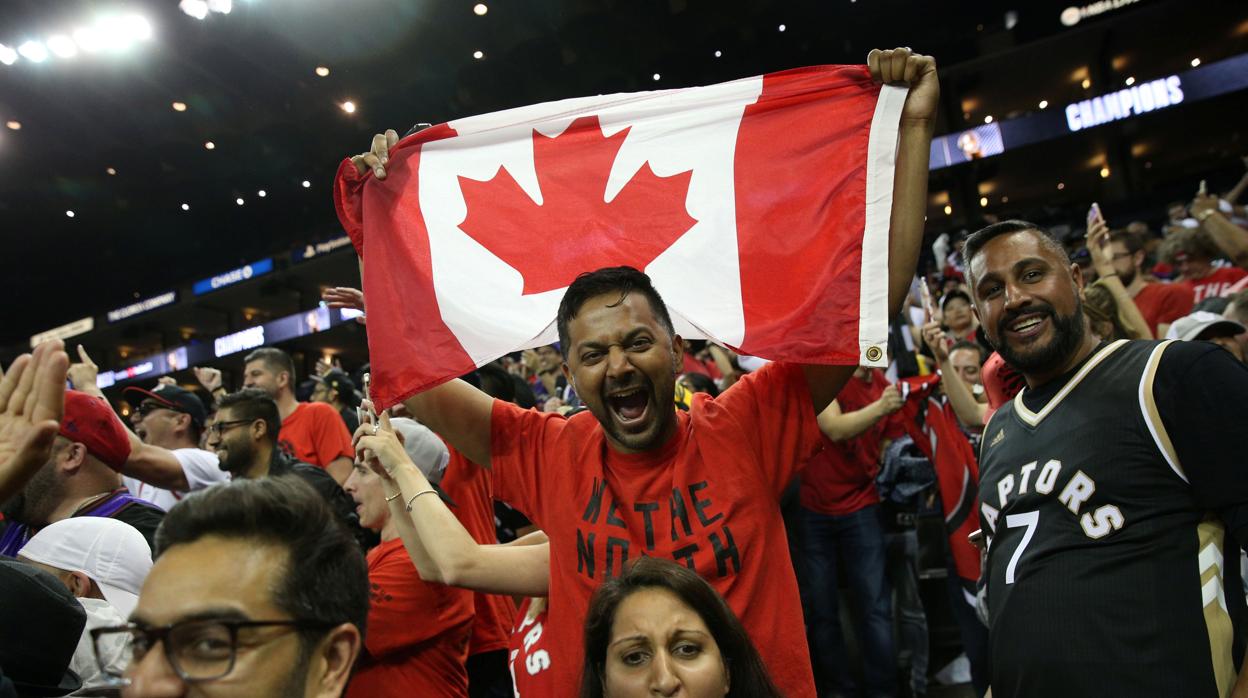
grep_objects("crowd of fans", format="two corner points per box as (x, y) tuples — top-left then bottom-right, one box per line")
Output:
(3, 50), (1248, 698)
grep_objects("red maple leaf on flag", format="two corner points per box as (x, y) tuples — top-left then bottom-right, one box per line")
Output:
(457, 115), (697, 295)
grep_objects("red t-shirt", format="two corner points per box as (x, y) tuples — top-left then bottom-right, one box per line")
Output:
(277, 402), (355, 469)
(508, 597), (554, 697)
(440, 447), (517, 656)
(1132, 282), (1193, 337)
(1183, 266), (1248, 304)
(347, 537), (475, 698)
(490, 361), (821, 698)
(798, 370), (904, 516)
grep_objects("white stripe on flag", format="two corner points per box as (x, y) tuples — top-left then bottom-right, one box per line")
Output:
(859, 84), (909, 366)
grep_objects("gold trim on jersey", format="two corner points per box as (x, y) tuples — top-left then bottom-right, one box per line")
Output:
(1138, 340), (1188, 484)
(1197, 518), (1236, 697)
(1012, 340), (1128, 427)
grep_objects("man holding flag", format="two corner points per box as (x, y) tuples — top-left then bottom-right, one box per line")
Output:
(337, 48), (938, 696)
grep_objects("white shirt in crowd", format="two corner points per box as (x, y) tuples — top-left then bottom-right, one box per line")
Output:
(124, 448), (228, 511)
(70, 597), (129, 696)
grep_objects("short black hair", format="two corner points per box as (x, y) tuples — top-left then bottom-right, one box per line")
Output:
(963, 220), (1068, 289)
(244, 347), (296, 383)
(155, 476), (369, 644)
(949, 340), (986, 364)
(1107, 228), (1144, 256)
(941, 289), (972, 311)
(216, 388), (281, 444)
(556, 267), (675, 359)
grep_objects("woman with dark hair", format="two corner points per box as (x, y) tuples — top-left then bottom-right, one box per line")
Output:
(580, 557), (782, 698)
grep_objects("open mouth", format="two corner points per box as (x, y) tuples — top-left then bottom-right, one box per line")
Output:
(607, 387), (650, 426)
(1005, 313), (1049, 340)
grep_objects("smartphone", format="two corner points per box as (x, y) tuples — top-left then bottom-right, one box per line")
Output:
(920, 280), (937, 319)
(362, 373), (378, 426)
(1199, 179), (1208, 197)
(1087, 202), (1102, 226)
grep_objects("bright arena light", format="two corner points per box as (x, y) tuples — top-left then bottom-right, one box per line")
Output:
(5, 121), (20, 130)
(340, 101), (356, 114)
(181, 203), (190, 211)
(66, 210), (75, 218)
(473, 50), (484, 59)
(18, 41), (49, 63)
(652, 73), (660, 81)
(474, 3), (488, 15)
(315, 66), (330, 77)
(0, 44), (16, 66)
(179, 0), (209, 20)
(47, 35), (77, 59)
(172, 101), (187, 112)
(301, 180), (311, 188)
(257, 189), (266, 197)
(235, 197), (244, 206)
(204, 141), (215, 150)
(72, 27), (105, 53)
(106, 167), (117, 175)
(207, 0), (233, 14)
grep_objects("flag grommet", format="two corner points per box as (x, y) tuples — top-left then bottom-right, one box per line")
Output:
(865, 346), (884, 363)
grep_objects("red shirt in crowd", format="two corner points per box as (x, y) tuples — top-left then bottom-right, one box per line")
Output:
(798, 369), (905, 517)
(440, 447), (518, 657)
(277, 402), (354, 469)
(1183, 266), (1248, 304)
(490, 362), (822, 698)
(347, 537), (475, 698)
(508, 597), (553, 697)
(1131, 282), (1193, 337)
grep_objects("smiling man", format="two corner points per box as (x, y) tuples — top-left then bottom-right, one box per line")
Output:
(965, 220), (1248, 698)
(356, 47), (940, 697)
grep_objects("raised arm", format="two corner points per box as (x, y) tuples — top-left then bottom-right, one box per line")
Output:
(920, 321), (988, 428)
(816, 386), (903, 442)
(804, 48), (939, 414)
(1192, 193), (1248, 270)
(0, 340), (69, 502)
(1086, 220), (1153, 339)
(66, 346), (192, 490)
(356, 414), (549, 597)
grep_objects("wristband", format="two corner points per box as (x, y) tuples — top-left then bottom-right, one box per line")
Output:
(405, 489), (437, 511)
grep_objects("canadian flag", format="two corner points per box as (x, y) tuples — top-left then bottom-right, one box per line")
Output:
(335, 65), (908, 409)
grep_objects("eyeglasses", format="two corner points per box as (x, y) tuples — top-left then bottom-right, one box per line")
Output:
(206, 419), (253, 437)
(92, 618), (337, 682)
(136, 402), (184, 418)
(1109, 252), (1134, 261)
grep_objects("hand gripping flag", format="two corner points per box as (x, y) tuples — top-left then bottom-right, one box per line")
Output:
(335, 65), (909, 409)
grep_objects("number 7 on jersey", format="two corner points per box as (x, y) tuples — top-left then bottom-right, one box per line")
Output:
(1005, 510), (1039, 585)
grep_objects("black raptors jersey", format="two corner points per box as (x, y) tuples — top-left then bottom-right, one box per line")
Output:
(979, 340), (1243, 698)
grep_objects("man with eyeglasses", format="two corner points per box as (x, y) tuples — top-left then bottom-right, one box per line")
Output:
(66, 350), (229, 510)
(207, 388), (372, 549)
(1107, 228), (1193, 337)
(0, 390), (166, 555)
(93, 475), (369, 697)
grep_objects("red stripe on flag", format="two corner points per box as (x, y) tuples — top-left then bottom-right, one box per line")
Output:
(336, 125), (480, 409)
(733, 65), (881, 364)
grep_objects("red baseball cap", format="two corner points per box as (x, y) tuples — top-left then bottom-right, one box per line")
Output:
(58, 391), (131, 471)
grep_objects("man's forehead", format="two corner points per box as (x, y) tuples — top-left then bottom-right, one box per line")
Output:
(569, 293), (662, 341)
(138, 536), (285, 623)
(971, 229), (1061, 275)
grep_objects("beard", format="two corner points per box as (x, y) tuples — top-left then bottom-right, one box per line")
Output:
(991, 297), (1088, 376)
(216, 437), (257, 477)
(0, 462), (63, 526)
(1119, 267), (1136, 287)
(593, 363), (678, 453)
